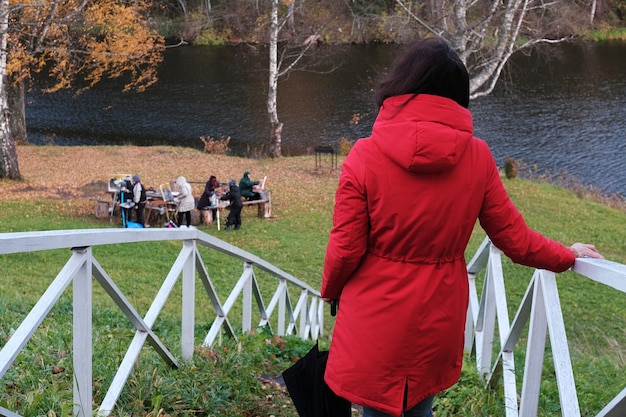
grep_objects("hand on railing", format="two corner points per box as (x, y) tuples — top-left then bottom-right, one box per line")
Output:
(569, 242), (604, 259)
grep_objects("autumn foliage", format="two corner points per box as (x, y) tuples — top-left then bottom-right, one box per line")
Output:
(6, 0), (164, 93)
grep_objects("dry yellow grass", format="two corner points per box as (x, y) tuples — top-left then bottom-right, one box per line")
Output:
(0, 145), (342, 218)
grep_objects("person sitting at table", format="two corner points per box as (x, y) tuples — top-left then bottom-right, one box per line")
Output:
(175, 176), (195, 228)
(220, 179), (243, 231)
(239, 171), (261, 200)
(197, 175), (220, 221)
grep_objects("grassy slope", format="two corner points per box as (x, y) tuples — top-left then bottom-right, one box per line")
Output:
(1, 145), (626, 416)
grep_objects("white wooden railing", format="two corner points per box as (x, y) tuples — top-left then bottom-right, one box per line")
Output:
(2, 230), (626, 417)
(0, 228), (323, 417)
(465, 237), (626, 417)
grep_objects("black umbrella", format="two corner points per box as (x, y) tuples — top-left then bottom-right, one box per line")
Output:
(282, 341), (351, 417)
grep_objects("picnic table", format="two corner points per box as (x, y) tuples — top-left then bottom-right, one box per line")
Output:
(144, 189), (178, 225)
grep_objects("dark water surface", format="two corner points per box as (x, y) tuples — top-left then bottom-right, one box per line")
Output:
(26, 42), (626, 195)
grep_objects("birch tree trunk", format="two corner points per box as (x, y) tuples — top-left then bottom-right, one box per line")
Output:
(0, 0), (20, 180)
(590, 0), (597, 24)
(267, 0), (283, 157)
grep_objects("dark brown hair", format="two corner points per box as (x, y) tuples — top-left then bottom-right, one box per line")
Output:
(375, 37), (470, 108)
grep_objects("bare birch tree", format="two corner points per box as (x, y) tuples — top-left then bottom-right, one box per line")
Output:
(268, 0), (282, 157)
(267, 0), (319, 157)
(395, 0), (569, 99)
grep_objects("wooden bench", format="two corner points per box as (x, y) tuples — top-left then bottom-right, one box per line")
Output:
(241, 189), (272, 219)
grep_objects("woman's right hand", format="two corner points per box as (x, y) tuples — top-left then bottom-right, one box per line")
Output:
(569, 242), (604, 259)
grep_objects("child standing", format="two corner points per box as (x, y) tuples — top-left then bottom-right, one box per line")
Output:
(220, 179), (242, 231)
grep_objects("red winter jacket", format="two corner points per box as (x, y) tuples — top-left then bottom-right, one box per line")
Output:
(321, 94), (575, 416)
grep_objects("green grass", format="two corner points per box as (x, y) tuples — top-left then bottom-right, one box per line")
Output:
(1, 175), (626, 416)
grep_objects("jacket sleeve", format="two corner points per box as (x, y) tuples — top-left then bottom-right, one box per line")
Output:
(178, 184), (187, 198)
(321, 148), (370, 300)
(478, 148), (575, 272)
(133, 184), (141, 203)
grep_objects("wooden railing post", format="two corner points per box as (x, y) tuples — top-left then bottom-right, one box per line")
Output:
(278, 279), (287, 336)
(181, 240), (196, 362)
(299, 290), (308, 339)
(72, 246), (93, 417)
(242, 262), (254, 333)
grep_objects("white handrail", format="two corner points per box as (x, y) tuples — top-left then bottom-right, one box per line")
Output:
(0, 228), (323, 417)
(466, 236), (626, 417)
(3, 230), (625, 416)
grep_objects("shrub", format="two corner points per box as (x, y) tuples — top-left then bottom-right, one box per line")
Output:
(338, 136), (354, 156)
(504, 156), (518, 179)
(200, 135), (231, 154)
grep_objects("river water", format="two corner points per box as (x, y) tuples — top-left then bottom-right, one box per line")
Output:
(26, 41), (626, 196)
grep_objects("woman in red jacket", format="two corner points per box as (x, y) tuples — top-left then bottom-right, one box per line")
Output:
(320, 36), (603, 417)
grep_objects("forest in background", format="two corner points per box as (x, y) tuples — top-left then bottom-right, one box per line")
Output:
(149, 0), (626, 46)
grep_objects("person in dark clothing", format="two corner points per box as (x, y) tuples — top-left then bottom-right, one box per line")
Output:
(239, 171), (261, 200)
(131, 174), (147, 226)
(197, 175), (220, 220)
(119, 175), (134, 223)
(197, 175), (219, 208)
(220, 179), (243, 231)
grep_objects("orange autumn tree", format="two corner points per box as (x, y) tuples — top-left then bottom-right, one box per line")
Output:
(0, 0), (164, 179)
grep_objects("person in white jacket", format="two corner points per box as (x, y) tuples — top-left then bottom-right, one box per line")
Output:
(175, 176), (195, 227)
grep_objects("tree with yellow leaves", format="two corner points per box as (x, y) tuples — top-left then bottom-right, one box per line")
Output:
(0, 0), (164, 179)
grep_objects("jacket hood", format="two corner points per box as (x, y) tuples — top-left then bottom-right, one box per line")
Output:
(371, 94), (473, 174)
